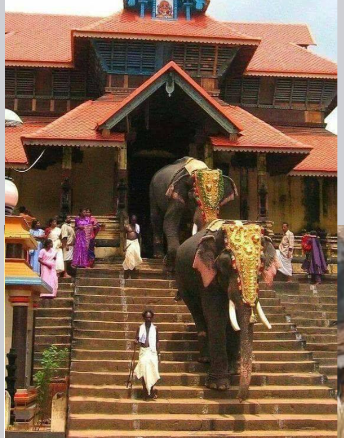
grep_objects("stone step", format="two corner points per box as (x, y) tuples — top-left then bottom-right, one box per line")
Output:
(302, 334), (337, 343)
(285, 310), (337, 319)
(71, 349), (314, 362)
(291, 318), (334, 327)
(284, 295), (337, 304)
(71, 311), (288, 324)
(68, 384), (335, 400)
(77, 278), (173, 288)
(72, 320), (296, 333)
(72, 328), (297, 342)
(68, 413), (336, 432)
(38, 298), (74, 309)
(76, 294), (282, 306)
(319, 365), (337, 375)
(70, 359), (317, 374)
(36, 317), (72, 327)
(68, 431), (337, 438)
(34, 326), (72, 336)
(75, 286), (277, 299)
(71, 338), (304, 351)
(74, 303), (285, 314)
(283, 303), (336, 312)
(68, 397), (336, 416)
(305, 342), (337, 351)
(296, 327), (337, 335)
(69, 371), (325, 387)
(313, 351), (337, 360)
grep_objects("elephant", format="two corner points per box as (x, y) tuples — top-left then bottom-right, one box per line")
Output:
(175, 220), (279, 400)
(149, 157), (237, 268)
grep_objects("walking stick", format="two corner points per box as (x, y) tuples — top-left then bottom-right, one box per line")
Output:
(126, 342), (137, 389)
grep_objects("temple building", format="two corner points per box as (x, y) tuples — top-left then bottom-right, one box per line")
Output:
(5, 0), (337, 248)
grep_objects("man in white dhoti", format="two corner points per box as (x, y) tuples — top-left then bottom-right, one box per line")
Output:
(276, 222), (294, 282)
(123, 215), (143, 278)
(61, 215), (75, 278)
(134, 310), (160, 400)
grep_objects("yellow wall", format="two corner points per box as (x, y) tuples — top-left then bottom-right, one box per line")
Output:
(12, 148), (116, 225)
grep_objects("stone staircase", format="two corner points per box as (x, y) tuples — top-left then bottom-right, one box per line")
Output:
(277, 282), (337, 389)
(65, 263), (336, 437)
(33, 278), (75, 376)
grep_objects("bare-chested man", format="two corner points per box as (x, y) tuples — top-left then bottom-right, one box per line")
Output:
(123, 215), (143, 278)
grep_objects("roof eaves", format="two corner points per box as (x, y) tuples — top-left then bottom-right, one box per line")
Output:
(289, 170), (337, 177)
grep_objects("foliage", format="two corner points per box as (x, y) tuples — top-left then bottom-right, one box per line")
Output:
(33, 346), (69, 419)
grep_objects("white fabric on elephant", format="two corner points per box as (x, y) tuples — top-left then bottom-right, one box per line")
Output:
(123, 239), (142, 271)
(134, 347), (160, 395)
(276, 249), (292, 276)
(184, 158), (208, 175)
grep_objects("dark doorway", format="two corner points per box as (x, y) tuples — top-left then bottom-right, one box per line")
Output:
(127, 86), (200, 257)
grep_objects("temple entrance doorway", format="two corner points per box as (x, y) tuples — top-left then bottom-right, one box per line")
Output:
(127, 86), (198, 257)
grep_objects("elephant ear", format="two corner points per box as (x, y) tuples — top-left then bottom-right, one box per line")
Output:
(261, 236), (280, 286)
(165, 169), (189, 204)
(220, 175), (238, 207)
(193, 234), (217, 287)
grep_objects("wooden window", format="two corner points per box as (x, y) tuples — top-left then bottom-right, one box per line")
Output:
(274, 79), (292, 104)
(6, 244), (23, 259)
(321, 81), (337, 106)
(35, 69), (53, 97)
(53, 70), (70, 98)
(217, 47), (236, 76)
(307, 80), (323, 103)
(224, 78), (242, 103)
(5, 68), (15, 96)
(93, 40), (156, 75)
(16, 69), (35, 97)
(292, 79), (308, 103)
(70, 70), (87, 98)
(241, 77), (260, 105)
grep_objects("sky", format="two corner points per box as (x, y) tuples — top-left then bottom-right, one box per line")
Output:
(5, 0), (337, 132)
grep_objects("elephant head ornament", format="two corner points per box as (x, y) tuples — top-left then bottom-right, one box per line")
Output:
(192, 220), (280, 400)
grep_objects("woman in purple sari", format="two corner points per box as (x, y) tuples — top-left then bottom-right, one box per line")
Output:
(72, 208), (92, 268)
(302, 231), (328, 284)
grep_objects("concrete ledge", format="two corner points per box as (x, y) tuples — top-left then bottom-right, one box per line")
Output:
(6, 433), (65, 438)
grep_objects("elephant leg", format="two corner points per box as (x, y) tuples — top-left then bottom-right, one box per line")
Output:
(163, 202), (184, 270)
(150, 204), (164, 259)
(201, 286), (229, 390)
(181, 291), (210, 363)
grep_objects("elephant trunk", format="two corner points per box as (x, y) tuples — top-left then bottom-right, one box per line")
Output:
(237, 306), (254, 402)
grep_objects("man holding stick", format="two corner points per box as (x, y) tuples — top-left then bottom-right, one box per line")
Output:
(133, 309), (160, 400)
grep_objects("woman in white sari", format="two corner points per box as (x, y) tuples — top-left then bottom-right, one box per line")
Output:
(45, 218), (65, 274)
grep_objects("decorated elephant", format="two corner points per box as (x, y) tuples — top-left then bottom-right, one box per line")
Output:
(149, 157), (237, 268)
(175, 220), (279, 400)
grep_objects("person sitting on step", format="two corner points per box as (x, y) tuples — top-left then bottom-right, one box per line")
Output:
(134, 309), (161, 401)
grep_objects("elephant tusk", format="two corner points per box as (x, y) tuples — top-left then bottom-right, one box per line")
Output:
(229, 300), (241, 331)
(256, 301), (272, 330)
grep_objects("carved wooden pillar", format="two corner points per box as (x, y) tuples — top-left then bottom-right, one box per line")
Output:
(9, 294), (29, 389)
(117, 143), (128, 256)
(60, 147), (72, 221)
(257, 153), (268, 221)
(204, 142), (214, 169)
(240, 167), (249, 220)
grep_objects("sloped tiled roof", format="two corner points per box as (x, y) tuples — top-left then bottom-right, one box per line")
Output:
(97, 61), (243, 131)
(210, 103), (312, 154)
(276, 126), (337, 176)
(229, 22), (337, 79)
(22, 101), (125, 147)
(5, 122), (48, 167)
(5, 12), (100, 67)
(73, 9), (260, 45)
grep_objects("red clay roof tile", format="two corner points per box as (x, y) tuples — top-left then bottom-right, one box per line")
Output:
(210, 104), (312, 154)
(22, 101), (125, 146)
(74, 9), (260, 45)
(5, 122), (48, 166)
(5, 12), (100, 67)
(276, 126), (337, 176)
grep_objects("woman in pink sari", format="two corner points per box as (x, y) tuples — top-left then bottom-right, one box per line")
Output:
(72, 208), (92, 268)
(39, 239), (58, 298)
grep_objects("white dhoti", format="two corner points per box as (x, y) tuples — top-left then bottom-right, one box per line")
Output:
(63, 246), (74, 262)
(134, 347), (160, 395)
(276, 250), (292, 277)
(123, 239), (142, 271)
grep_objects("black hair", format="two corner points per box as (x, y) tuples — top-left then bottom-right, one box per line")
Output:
(43, 238), (53, 249)
(48, 218), (56, 226)
(19, 206), (26, 213)
(31, 219), (39, 229)
(310, 230), (317, 236)
(282, 222), (289, 227)
(142, 309), (154, 318)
